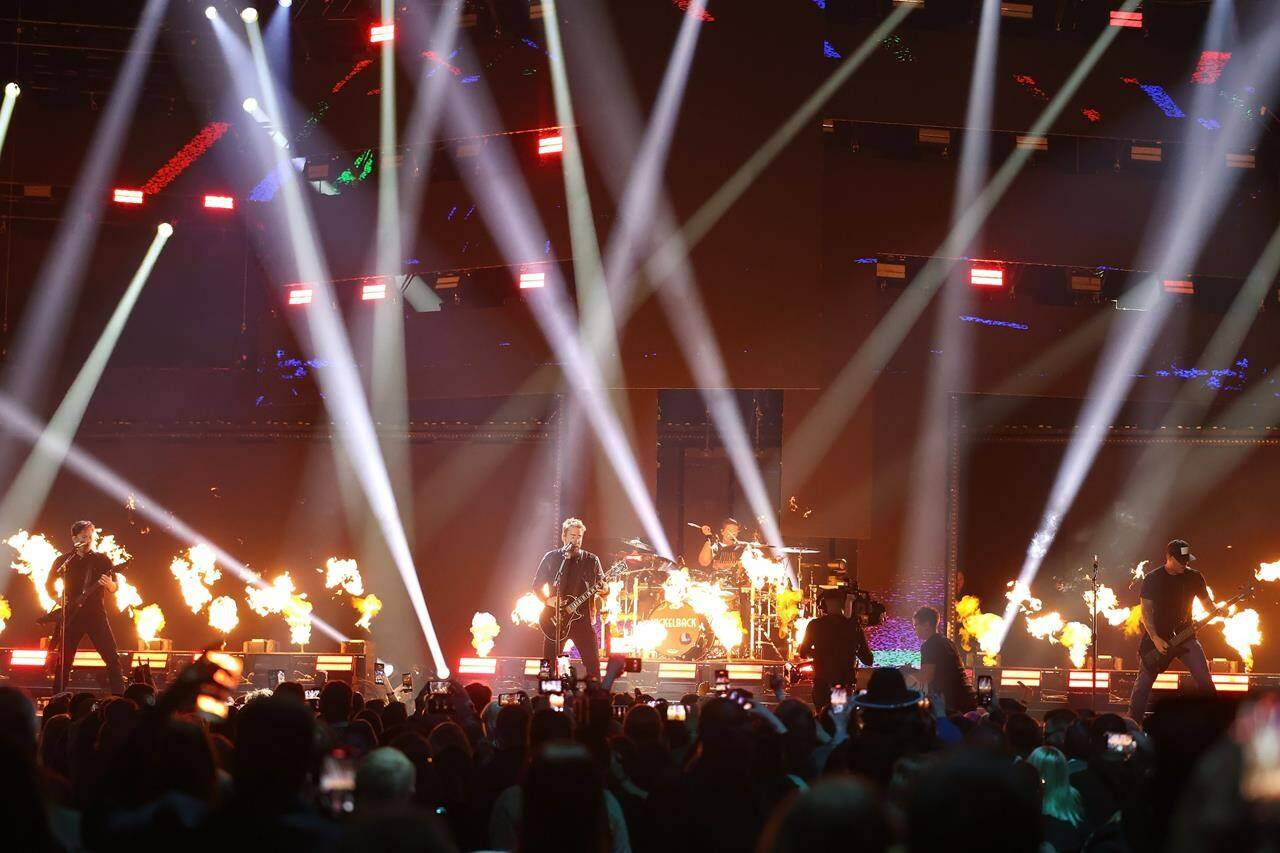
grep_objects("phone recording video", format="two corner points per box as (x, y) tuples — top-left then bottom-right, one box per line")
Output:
(539, 678), (563, 695)
(319, 748), (357, 815)
(977, 674), (994, 707)
(666, 703), (687, 722)
(549, 693), (565, 713)
(401, 673), (414, 689)
(428, 680), (450, 694)
(374, 661), (386, 686)
(714, 669), (729, 695)
(499, 692), (525, 707)
(1106, 732), (1136, 758)
(830, 684), (848, 711)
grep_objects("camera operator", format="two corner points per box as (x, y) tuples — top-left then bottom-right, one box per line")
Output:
(798, 588), (874, 709)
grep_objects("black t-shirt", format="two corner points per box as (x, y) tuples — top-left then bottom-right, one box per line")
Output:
(532, 548), (603, 603)
(59, 551), (114, 617)
(709, 541), (745, 572)
(920, 632), (977, 713)
(1139, 564), (1210, 643)
(798, 613), (873, 676)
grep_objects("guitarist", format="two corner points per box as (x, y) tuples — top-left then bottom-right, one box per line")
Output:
(532, 517), (603, 681)
(52, 520), (124, 695)
(1128, 539), (1216, 720)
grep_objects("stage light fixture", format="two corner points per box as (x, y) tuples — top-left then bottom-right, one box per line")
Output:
(1226, 152), (1256, 169)
(1162, 279), (1194, 296)
(203, 194), (235, 210)
(1000, 2), (1033, 20)
(288, 287), (313, 305)
(1015, 135), (1047, 152)
(1130, 143), (1161, 163)
(240, 7), (259, 23)
(1069, 269), (1103, 293)
(370, 23), (395, 43)
(970, 264), (1004, 287)
(876, 260), (907, 280)
(205, 6), (218, 19)
(434, 273), (460, 290)
(917, 127), (951, 146)
(361, 279), (387, 301)
(518, 270), (546, 289)
(279, 0), (292, 6)
(4, 82), (18, 97)
(242, 96), (259, 113)
(1110, 9), (1142, 28)
(157, 222), (173, 238)
(537, 133), (564, 156)
(112, 188), (144, 205)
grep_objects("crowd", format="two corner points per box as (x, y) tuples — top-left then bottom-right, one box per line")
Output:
(0, 653), (1273, 853)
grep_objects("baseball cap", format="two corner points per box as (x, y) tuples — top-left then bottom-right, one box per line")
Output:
(1167, 539), (1196, 564)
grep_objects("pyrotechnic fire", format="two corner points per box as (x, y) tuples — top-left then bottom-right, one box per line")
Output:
(114, 573), (143, 612)
(512, 592), (544, 627)
(470, 611), (500, 657)
(1058, 621), (1093, 667)
(662, 568), (744, 651)
(170, 544), (221, 614)
(208, 596), (239, 634)
(1132, 560), (1148, 582)
(133, 603), (166, 642)
(92, 533), (132, 566)
(1025, 611), (1065, 642)
(353, 594), (382, 630)
(324, 557), (364, 596)
(6, 530), (60, 612)
(741, 548), (790, 589)
(776, 586), (803, 639)
(1194, 585), (1262, 670)
(794, 616), (814, 648)
(618, 620), (667, 655)
(0, 596), (9, 636)
(1083, 584), (1132, 627)
(601, 580), (624, 629)
(955, 595), (1005, 665)
(1123, 604), (1143, 637)
(1257, 559), (1280, 583)
(245, 573), (313, 646)
(1006, 580), (1042, 615)
(285, 598), (313, 646)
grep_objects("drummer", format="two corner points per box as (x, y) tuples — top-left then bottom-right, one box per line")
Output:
(697, 518), (746, 574)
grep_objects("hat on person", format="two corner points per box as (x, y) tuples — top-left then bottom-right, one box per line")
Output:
(1167, 539), (1196, 564)
(852, 667), (923, 710)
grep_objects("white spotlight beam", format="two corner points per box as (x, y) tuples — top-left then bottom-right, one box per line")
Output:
(0, 0), (168, 447)
(0, 225), (173, 546)
(0, 392), (351, 643)
(0, 82), (20, 160)
(241, 15), (451, 676)
(787, 0), (1143, 489)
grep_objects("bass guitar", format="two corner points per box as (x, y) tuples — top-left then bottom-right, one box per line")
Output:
(538, 559), (627, 643)
(1140, 585), (1255, 673)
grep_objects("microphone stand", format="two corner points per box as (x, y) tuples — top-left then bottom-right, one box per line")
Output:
(1090, 554), (1100, 713)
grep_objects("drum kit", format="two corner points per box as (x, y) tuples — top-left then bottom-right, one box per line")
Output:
(602, 531), (830, 661)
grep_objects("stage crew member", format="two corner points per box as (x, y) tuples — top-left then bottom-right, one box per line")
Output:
(1128, 539), (1216, 720)
(53, 520), (124, 695)
(533, 517), (604, 681)
(909, 606), (977, 714)
(798, 588), (874, 708)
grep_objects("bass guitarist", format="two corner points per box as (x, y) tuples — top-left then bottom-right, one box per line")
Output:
(1128, 539), (1216, 720)
(52, 520), (124, 696)
(532, 517), (603, 681)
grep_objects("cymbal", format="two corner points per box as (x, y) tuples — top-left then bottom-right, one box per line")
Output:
(776, 547), (820, 555)
(621, 538), (654, 553)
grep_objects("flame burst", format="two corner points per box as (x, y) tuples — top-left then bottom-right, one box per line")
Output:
(114, 573), (143, 612)
(0, 596), (10, 635)
(1083, 584), (1132, 627)
(208, 596), (239, 634)
(1123, 604), (1144, 637)
(324, 557), (364, 596)
(1058, 621), (1093, 667)
(1257, 559), (1280, 583)
(740, 548), (791, 589)
(92, 533), (132, 566)
(1195, 584), (1262, 670)
(470, 611), (500, 657)
(956, 595), (1005, 665)
(613, 620), (667, 655)
(1025, 611), (1065, 642)
(776, 586), (803, 639)
(6, 530), (61, 612)
(1006, 580), (1043, 615)
(170, 544), (221, 614)
(134, 603), (166, 642)
(245, 573), (313, 646)
(662, 567), (744, 652)
(353, 594), (382, 630)
(512, 592), (544, 626)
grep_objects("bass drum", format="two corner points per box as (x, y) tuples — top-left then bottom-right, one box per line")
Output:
(647, 603), (710, 660)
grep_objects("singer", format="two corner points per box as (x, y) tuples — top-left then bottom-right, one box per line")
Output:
(531, 517), (604, 680)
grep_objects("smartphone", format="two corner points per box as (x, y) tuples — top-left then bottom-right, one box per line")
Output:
(977, 674), (994, 707)
(624, 657), (643, 673)
(714, 669), (729, 695)
(374, 661), (386, 686)
(611, 704), (628, 720)
(1106, 732), (1136, 758)
(499, 692), (525, 706)
(728, 688), (754, 711)
(549, 692), (565, 712)
(319, 748), (357, 815)
(538, 658), (553, 680)
(428, 679), (450, 694)
(401, 673), (414, 689)
(540, 678), (562, 695)
(666, 703), (687, 721)
(305, 688), (320, 701)
(830, 684), (848, 712)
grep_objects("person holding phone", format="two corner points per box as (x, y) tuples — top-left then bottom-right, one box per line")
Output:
(797, 588), (873, 709)
(906, 606), (977, 714)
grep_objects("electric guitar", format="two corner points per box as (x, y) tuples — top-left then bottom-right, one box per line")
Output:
(37, 562), (110, 632)
(1140, 585), (1255, 673)
(538, 559), (627, 643)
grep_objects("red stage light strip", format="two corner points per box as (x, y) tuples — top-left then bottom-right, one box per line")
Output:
(142, 122), (231, 196)
(1192, 51), (1231, 85)
(423, 50), (462, 76)
(970, 266), (1004, 288)
(1109, 10), (1142, 29)
(332, 59), (373, 94)
(672, 1), (714, 22)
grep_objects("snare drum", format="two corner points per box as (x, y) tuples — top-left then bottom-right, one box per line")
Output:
(646, 602), (709, 660)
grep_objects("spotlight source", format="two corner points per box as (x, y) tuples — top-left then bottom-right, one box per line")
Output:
(370, 23), (395, 43)
(278, 0), (292, 6)
(970, 265), (1004, 288)
(287, 287), (313, 306)
(203, 194), (235, 210)
(205, 6), (217, 20)
(518, 270), (546, 289)
(157, 222), (173, 238)
(4, 82), (19, 97)
(537, 133), (564, 156)
(112, 188), (144, 205)
(242, 97), (259, 114)
(240, 7), (259, 23)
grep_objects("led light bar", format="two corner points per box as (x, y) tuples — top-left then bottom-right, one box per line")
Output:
(73, 650), (107, 668)
(524, 658), (543, 676)
(457, 656), (498, 675)
(1163, 279), (1194, 295)
(1110, 10), (1142, 28)
(917, 127), (951, 146)
(1212, 673), (1249, 692)
(1000, 2), (1033, 19)
(1070, 272), (1103, 293)
(1130, 144), (1161, 163)
(370, 23), (395, 43)
(361, 281), (387, 301)
(435, 273), (460, 290)
(970, 266), (1004, 288)
(130, 652), (170, 668)
(1226, 152), (1256, 169)
(203, 194), (235, 210)
(288, 287), (314, 306)
(316, 654), (354, 672)
(657, 661), (698, 680)
(998, 668), (1042, 688)
(1153, 671), (1180, 690)
(538, 134), (564, 156)
(1015, 135), (1048, 152)
(876, 262), (906, 280)
(1067, 670), (1110, 689)
(518, 270), (546, 289)
(112, 188), (144, 205)
(10, 649), (48, 667)
(727, 663), (764, 681)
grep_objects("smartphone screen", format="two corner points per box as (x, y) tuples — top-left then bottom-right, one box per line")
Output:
(977, 674), (994, 706)
(538, 658), (553, 679)
(549, 693), (565, 712)
(305, 689), (320, 701)
(499, 692), (524, 706)
(401, 673), (414, 689)
(624, 657), (643, 673)
(320, 749), (357, 814)
(714, 669), (729, 695)
(540, 678), (562, 695)
(428, 680), (450, 694)
(830, 684), (847, 711)
(666, 703), (687, 721)
(1106, 732), (1135, 757)
(374, 661), (386, 685)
